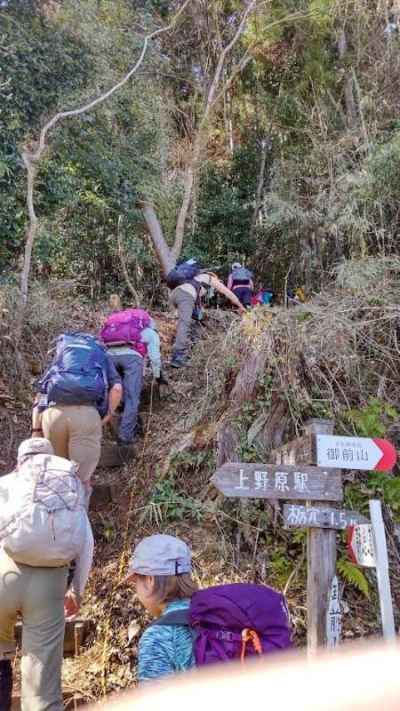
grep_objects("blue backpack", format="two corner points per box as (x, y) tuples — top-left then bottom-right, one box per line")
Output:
(166, 259), (202, 289)
(39, 333), (109, 416)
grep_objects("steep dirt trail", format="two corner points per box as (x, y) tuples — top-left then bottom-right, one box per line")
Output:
(61, 311), (238, 701)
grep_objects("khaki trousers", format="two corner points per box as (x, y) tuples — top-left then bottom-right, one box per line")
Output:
(41, 405), (102, 485)
(171, 288), (196, 354)
(0, 550), (68, 711)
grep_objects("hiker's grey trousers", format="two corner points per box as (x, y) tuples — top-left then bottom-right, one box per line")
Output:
(0, 550), (68, 711)
(171, 288), (196, 354)
(108, 351), (143, 443)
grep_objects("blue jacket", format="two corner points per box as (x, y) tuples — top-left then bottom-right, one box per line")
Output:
(138, 599), (195, 683)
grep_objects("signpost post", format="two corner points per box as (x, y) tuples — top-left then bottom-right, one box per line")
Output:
(369, 500), (396, 642)
(212, 419), (343, 653)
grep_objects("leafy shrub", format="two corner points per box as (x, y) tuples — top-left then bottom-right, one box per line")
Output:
(147, 478), (205, 523)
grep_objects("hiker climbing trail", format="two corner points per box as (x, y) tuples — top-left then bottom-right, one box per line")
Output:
(2, 279), (398, 706)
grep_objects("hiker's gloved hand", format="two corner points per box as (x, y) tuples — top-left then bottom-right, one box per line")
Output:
(64, 590), (80, 620)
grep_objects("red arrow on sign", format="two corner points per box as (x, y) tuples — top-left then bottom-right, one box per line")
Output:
(373, 438), (397, 471)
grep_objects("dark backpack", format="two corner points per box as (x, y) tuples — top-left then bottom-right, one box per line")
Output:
(166, 259), (202, 290)
(39, 333), (109, 416)
(151, 583), (292, 666)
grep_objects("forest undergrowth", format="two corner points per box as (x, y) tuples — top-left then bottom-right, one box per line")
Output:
(2, 259), (400, 699)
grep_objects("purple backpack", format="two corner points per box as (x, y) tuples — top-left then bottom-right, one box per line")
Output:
(152, 583), (292, 666)
(100, 309), (151, 357)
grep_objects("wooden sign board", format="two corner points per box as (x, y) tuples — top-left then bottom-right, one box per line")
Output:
(326, 575), (342, 648)
(211, 463), (343, 501)
(284, 504), (368, 530)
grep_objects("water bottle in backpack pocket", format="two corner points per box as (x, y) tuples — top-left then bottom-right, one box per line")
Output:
(151, 583), (293, 666)
(39, 333), (108, 413)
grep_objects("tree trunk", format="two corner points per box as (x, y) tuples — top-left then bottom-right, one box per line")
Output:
(338, 29), (357, 129)
(141, 203), (175, 277)
(230, 347), (268, 405)
(17, 153), (38, 340)
(116, 216), (140, 304)
(249, 138), (270, 242)
(172, 0), (257, 259)
(216, 420), (240, 467)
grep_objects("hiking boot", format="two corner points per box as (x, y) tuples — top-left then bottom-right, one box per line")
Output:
(0, 659), (12, 711)
(170, 351), (188, 368)
(134, 415), (144, 436)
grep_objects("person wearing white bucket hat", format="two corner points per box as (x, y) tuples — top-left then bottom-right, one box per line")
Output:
(125, 534), (198, 684)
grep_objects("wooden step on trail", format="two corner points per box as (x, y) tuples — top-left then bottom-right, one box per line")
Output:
(14, 618), (94, 657)
(91, 467), (129, 510)
(98, 442), (135, 468)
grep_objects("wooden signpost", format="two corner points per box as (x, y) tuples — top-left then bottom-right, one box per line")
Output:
(212, 418), (397, 652)
(212, 419), (343, 653)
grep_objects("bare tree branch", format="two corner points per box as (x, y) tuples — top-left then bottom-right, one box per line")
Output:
(249, 138), (270, 241)
(171, 4), (322, 260)
(116, 216), (141, 305)
(172, 0), (258, 259)
(17, 0), (192, 337)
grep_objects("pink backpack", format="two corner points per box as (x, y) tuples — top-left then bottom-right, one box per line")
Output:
(100, 309), (151, 357)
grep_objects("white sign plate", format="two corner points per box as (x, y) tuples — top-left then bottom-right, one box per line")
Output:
(316, 435), (387, 471)
(348, 524), (376, 567)
(326, 575), (342, 648)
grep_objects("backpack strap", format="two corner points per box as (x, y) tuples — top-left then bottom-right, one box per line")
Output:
(150, 609), (190, 627)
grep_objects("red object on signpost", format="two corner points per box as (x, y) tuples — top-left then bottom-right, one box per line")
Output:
(373, 438), (397, 472)
(347, 524), (376, 567)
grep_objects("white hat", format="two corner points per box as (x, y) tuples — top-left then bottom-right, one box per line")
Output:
(232, 262), (242, 270)
(17, 437), (54, 460)
(126, 534), (192, 578)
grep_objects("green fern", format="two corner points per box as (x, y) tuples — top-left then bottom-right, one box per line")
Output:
(337, 558), (369, 599)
